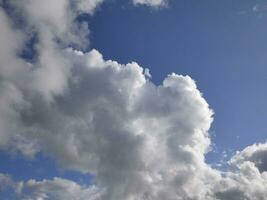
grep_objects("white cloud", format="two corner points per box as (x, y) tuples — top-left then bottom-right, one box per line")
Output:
(133, 0), (167, 7)
(75, 0), (104, 15)
(10, 0), (102, 46)
(230, 143), (267, 173)
(21, 178), (101, 200)
(1, 1), (267, 200)
(1, 46), (215, 199)
(0, 173), (102, 200)
(213, 162), (267, 199)
(1, 3), (216, 195)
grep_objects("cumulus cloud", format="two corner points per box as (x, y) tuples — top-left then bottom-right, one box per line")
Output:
(214, 160), (267, 199)
(230, 143), (267, 173)
(0, 173), (102, 200)
(1, 0), (216, 198)
(1, 0), (267, 200)
(22, 178), (101, 200)
(1, 43), (216, 199)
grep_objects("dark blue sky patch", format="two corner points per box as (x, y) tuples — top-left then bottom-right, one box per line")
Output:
(0, 150), (93, 185)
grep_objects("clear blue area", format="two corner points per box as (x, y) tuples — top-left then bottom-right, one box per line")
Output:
(1, 0), (267, 184)
(0, 151), (92, 184)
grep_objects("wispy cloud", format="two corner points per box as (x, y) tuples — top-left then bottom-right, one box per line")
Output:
(252, 3), (267, 13)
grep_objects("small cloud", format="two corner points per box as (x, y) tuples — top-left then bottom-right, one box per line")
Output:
(144, 68), (152, 79)
(133, 0), (168, 8)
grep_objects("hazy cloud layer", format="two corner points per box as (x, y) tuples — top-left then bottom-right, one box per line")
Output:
(1, 0), (267, 200)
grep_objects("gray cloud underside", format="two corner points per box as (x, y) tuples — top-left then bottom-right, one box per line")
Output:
(1, 0), (267, 200)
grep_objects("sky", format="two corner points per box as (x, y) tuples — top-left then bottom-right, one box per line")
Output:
(89, 0), (267, 156)
(95, 0), (267, 164)
(1, 0), (267, 199)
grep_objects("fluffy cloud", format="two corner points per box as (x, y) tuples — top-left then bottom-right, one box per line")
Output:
(0, 173), (102, 200)
(76, 0), (104, 14)
(0, 43), (216, 199)
(230, 143), (267, 173)
(1, 1), (267, 200)
(1, 0), (216, 197)
(213, 144), (267, 200)
(21, 179), (101, 200)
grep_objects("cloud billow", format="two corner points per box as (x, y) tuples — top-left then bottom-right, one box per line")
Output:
(1, 0), (267, 200)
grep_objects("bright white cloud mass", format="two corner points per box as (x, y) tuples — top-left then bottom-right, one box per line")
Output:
(0, 0), (267, 200)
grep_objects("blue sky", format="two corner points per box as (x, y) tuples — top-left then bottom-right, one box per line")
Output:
(1, 0), (267, 199)
(89, 0), (267, 161)
(2, 0), (265, 172)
